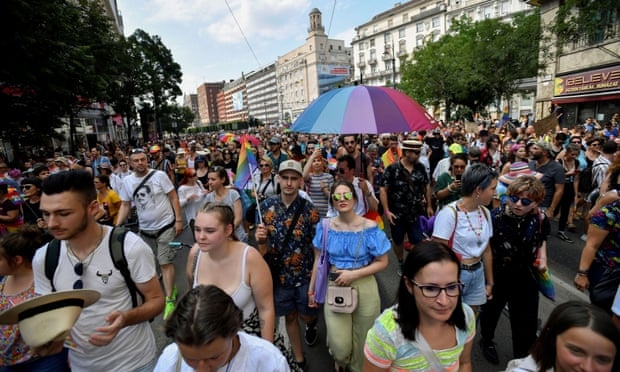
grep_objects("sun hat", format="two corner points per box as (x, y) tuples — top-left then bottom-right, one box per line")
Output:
(499, 161), (542, 185)
(177, 148), (186, 155)
(278, 160), (302, 176)
(401, 140), (423, 151)
(0, 289), (100, 348)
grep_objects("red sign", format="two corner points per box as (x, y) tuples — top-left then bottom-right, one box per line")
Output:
(555, 65), (620, 96)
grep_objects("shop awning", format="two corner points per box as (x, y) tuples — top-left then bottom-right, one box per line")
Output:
(552, 91), (620, 104)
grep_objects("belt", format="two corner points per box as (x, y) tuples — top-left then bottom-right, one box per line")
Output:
(140, 221), (175, 239)
(460, 261), (482, 271)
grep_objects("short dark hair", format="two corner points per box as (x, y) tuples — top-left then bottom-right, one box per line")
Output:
(0, 225), (42, 265)
(42, 170), (96, 204)
(461, 163), (498, 196)
(165, 285), (242, 346)
(396, 241), (465, 340)
(337, 154), (355, 170)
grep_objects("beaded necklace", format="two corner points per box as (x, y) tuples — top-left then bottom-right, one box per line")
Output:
(460, 201), (484, 246)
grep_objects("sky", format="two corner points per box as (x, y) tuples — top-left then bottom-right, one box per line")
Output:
(121, 0), (401, 97)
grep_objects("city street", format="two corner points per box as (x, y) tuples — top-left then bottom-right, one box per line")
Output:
(152, 218), (589, 371)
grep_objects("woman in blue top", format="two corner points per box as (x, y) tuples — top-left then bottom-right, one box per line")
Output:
(308, 180), (391, 372)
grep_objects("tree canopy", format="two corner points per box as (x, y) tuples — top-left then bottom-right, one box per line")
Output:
(399, 10), (543, 122)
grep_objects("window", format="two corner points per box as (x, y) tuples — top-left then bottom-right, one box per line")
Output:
(384, 32), (391, 43)
(399, 40), (406, 54)
(371, 65), (377, 73)
(482, 6), (492, 19)
(402, 13), (408, 23)
(432, 16), (440, 28)
(388, 18), (393, 27)
(370, 38), (375, 47)
(370, 49), (376, 60)
(416, 35), (424, 47)
(416, 22), (424, 33)
(499, 0), (510, 15)
(385, 62), (392, 71)
(359, 52), (365, 60)
(399, 27), (406, 38)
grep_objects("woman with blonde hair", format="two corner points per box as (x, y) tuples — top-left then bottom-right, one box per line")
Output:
(177, 168), (207, 227)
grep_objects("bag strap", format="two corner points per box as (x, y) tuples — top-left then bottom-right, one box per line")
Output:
(109, 227), (144, 308)
(132, 170), (156, 200)
(447, 205), (458, 248)
(319, 218), (330, 263)
(45, 239), (61, 292)
(353, 220), (365, 267)
(282, 198), (306, 248)
(413, 329), (446, 371)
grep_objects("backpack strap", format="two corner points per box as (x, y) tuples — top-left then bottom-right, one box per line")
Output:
(109, 227), (144, 308)
(44, 239), (61, 292)
(447, 205), (458, 249)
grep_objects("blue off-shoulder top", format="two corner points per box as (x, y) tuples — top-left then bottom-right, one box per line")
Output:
(312, 221), (391, 269)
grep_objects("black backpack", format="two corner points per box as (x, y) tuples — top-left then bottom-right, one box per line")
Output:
(45, 227), (145, 308)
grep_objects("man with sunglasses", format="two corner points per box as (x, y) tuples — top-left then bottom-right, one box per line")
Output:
(267, 136), (288, 172)
(337, 135), (373, 184)
(380, 140), (434, 274)
(328, 154), (378, 217)
(32, 170), (164, 371)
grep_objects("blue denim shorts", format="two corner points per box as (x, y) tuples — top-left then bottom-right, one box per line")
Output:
(460, 264), (487, 306)
(274, 282), (319, 317)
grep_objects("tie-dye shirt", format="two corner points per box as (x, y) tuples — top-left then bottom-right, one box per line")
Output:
(364, 304), (475, 371)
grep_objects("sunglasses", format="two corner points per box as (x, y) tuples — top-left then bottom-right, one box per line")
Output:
(73, 262), (84, 289)
(259, 164), (271, 168)
(130, 148), (145, 154)
(509, 195), (534, 206)
(410, 279), (464, 298)
(344, 141), (356, 145)
(21, 185), (33, 190)
(571, 141), (581, 144)
(332, 192), (353, 201)
(590, 143), (600, 147)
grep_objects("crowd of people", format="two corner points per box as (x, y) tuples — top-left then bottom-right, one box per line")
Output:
(1, 113), (620, 371)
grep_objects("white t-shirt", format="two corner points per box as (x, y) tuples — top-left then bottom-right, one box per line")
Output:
(154, 332), (290, 372)
(432, 201), (493, 259)
(32, 226), (158, 372)
(119, 170), (176, 230)
(178, 183), (206, 224)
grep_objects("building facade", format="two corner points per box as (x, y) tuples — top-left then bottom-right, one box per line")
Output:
(197, 82), (224, 125)
(220, 77), (248, 123)
(245, 63), (279, 125)
(534, 0), (620, 126)
(183, 93), (201, 127)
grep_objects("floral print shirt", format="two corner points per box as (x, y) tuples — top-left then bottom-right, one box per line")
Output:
(1, 277), (36, 366)
(591, 200), (620, 268)
(381, 161), (429, 222)
(259, 195), (320, 287)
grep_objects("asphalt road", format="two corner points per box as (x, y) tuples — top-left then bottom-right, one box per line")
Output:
(151, 218), (589, 371)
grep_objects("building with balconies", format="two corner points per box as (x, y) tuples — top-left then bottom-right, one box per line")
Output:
(245, 63), (279, 125)
(197, 82), (224, 125)
(221, 77), (248, 123)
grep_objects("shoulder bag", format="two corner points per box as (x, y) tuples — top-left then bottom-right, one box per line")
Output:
(326, 221), (364, 313)
(313, 218), (330, 304)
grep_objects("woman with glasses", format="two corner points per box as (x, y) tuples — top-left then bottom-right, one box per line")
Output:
(479, 176), (549, 365)
(19, 178), (46, 230)
(434, 153), (468, 210)
(363, 241), (475, 371)
(177, 168), (207, 228)
(432, 163), (497, 313)
(302, 148), (334, 217)
(308, 180), (390, 372)
(252, 156), (278, 203)
(204, 166), (246, 242)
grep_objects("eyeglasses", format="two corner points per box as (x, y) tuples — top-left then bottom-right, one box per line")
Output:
(332, 192), (353, 201)
(590, 143), (601, 147)
(508, 195), (534, 206)
(21, 185), (33, 190)
(130, 148), (145, 154)
(259, 164), (271, 168)
(344, 141), (356, 145)
(73, 262), (84, 289)
(410, 279), (464, 298)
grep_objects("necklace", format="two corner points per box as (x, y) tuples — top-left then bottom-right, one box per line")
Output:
(460, 202), (484, 246)
(66, 226), (105, 269)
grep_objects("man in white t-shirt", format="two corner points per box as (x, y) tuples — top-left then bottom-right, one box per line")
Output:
(116, 148), (183, 320)
(33, 170), (164, 371)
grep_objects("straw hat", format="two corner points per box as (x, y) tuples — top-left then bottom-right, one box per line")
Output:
(0, 289), (100, 348)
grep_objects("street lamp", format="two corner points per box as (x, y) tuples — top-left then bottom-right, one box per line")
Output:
(383, 43), (396, 88)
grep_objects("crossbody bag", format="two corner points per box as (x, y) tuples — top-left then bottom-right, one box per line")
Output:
(327, 221), (364, 313)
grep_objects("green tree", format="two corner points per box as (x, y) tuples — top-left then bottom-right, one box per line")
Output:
(0, 0), (121, 152)
(400, 11), (543, 122)
(159, 104), (195, 135)
(550, 0), (620, 50)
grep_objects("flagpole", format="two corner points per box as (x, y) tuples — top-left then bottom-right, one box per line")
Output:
(248, 164), (263, 225)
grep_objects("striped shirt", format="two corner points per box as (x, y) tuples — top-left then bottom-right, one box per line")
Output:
(305, 172), (334, 217)
(364, 304), (475, 371)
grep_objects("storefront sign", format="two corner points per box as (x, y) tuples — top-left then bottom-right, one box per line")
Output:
(554, 66), (620, 96)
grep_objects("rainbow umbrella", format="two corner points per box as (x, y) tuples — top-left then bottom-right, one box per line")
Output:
(218, 132), (237, 144)
(291, 86), (437, 134)
(240, 134), (261, 147)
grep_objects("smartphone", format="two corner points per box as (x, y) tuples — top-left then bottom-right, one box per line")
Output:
(455, 174), (462, 181)
(328, 272), (339, 281)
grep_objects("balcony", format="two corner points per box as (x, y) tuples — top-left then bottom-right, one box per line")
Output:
(368, 58), (378, 65)
(357, 60), (366, 68)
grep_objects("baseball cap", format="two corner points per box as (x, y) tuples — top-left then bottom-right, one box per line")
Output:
(449, 143), (463, 154)
(278, 160), (302, 176)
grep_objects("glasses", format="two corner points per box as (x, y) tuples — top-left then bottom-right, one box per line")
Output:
(410, 279), (464, 298)
(508, 195), (534, 206)
(259, 164), (271, 168)
(571, 141), (581, 144)
(130, 148), (145, 154)
(590, 143), (600, 147)
(73, 262), (84, 289)
(344, 141), (356, 145)
(21, 185), (33, 190)
(332, 192), (353, 201)
(338, 168), (346, 174)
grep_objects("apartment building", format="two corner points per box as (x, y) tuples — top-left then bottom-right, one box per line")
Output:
(183, 93), (201, 127)
(245, 63), (279, 124)
(197, 82), (224, 125)
(219, 77), (248, 124)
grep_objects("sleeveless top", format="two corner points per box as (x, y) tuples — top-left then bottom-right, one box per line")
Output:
(1, 278), (36, 366)
(193, 245), (255, 319)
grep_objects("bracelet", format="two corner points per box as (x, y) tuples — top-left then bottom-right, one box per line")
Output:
(577, 269), (589, 275)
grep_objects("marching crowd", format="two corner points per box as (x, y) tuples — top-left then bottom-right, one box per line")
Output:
(1, 114), (620, 371)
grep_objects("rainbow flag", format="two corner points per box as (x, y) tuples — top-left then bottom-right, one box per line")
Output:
(234, 137), (258, 190)
(326, 152), (337, 171)
(381, 148), (401, 168)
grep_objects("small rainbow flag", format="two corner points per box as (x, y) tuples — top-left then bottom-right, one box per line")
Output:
(326, 152), (337, 171)
(234, 137), (258, 190)
(8, 187), (24, 205)
(381, 148), (401, 168)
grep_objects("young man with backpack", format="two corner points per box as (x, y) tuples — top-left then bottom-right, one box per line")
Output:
(32, 170), (164, 371)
